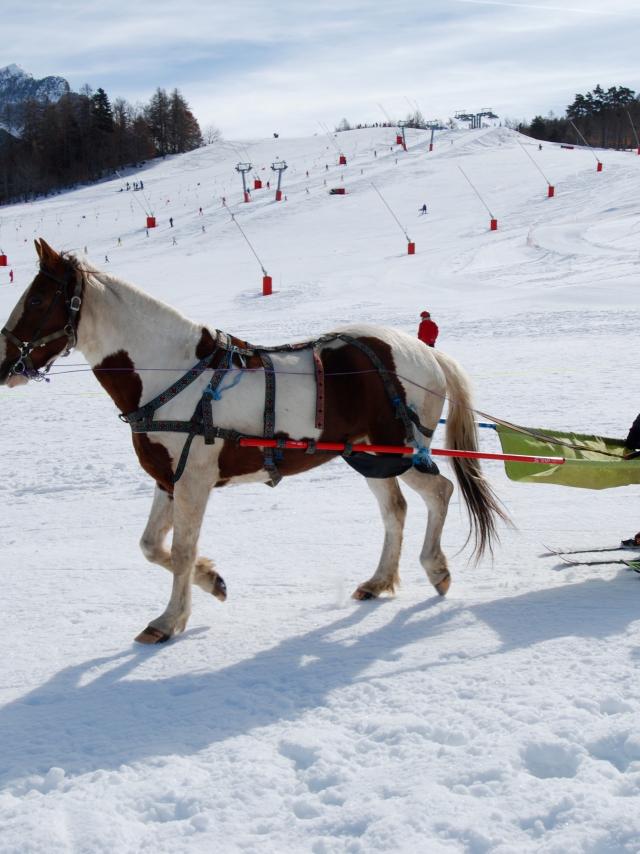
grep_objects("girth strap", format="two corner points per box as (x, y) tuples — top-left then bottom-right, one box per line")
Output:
(313, 345), (325, 430)
(259, 351), (282, 487)
(202, 352), (236, 444)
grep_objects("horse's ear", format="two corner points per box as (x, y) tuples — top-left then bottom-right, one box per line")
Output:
(34, 238), (42, 260)
(37, 238), (59, 266)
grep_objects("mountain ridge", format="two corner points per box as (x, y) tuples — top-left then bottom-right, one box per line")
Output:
(0, 64), (70, 131)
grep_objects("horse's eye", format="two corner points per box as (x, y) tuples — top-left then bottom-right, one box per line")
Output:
(29, 297), (42, 307)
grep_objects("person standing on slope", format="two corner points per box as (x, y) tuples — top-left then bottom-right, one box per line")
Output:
(417, 310), (439, 347)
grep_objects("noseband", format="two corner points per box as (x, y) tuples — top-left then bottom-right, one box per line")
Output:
(1, 265), (83, 381)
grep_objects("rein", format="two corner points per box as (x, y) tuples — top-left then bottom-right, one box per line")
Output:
(1, 266), (83, 381)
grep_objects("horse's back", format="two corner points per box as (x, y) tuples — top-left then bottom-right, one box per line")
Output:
(326, 323), (447, 408)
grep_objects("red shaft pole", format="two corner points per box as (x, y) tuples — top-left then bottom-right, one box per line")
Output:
(238, 437), (564, 466)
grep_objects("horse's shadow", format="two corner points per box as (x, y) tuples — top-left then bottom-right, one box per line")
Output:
(1, 573), (637, 787)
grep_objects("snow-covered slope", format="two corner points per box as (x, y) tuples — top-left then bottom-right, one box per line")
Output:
(1, 127), (640, 853)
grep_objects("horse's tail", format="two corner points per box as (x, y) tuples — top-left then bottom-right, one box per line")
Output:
(431, 349), (510, 560)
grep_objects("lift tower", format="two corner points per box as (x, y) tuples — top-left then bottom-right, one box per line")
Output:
(235, 162), (253, 203)
(271, 160), (288, 201)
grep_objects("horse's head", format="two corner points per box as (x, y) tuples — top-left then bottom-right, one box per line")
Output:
(0, 239), (83, 387)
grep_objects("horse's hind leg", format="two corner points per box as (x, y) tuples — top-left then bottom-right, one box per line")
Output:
(399, 468), (454, 596)
(353, 477), (407, 600)
(140, 483), (226, 601)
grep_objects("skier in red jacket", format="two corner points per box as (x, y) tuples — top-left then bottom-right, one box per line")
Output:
(417, 311), (439, 347)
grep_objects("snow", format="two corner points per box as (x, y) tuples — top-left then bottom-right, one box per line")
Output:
(1, 126), (640, 852)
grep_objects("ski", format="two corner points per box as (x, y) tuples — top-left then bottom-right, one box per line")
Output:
(541, 542), (640, 557)
(556, 554), (640, 571)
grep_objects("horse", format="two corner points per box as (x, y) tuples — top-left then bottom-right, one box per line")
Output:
(0, 239), (508, 644)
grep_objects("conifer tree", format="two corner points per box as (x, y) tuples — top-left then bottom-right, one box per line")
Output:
(91, 87), (114, 134)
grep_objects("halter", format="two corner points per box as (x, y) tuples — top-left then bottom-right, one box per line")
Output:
(1, 265), (83, 381)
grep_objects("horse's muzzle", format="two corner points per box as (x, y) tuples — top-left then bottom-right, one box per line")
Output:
(5, 373), (29, 388)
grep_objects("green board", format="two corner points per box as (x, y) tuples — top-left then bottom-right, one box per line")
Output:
(496, 425), (640, 490)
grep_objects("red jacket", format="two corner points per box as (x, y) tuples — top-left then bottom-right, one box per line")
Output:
(418, 318), (439, 347)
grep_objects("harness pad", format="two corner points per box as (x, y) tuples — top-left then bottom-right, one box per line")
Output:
(343, 452), (414, 479)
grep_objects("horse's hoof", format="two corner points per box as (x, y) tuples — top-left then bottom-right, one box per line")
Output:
(135, 626), (171, 644)
(353, 587), (376, 601)
(213, 575), (227, 602)
(435, 573), (451, 597)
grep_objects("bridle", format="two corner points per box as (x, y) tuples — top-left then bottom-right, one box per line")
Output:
(1, 265), (83, 381)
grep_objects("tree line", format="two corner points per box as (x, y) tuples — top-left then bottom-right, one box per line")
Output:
(521, 85), (640, 148)
(0, 85), (208, 204)
(335, 111), (447, 132)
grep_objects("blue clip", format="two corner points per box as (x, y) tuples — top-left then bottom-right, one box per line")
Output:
(412, 445), (439, 475)
(205, 352), (245, 402)
(413, 446), (432, 467)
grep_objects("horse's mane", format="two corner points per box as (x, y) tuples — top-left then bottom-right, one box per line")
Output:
(61, 251), (116, 292)
(60, 250), (196, 329)
(61, 250), (128, 290)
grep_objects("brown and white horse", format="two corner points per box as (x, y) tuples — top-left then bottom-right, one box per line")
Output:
(0, 240), (507, 643)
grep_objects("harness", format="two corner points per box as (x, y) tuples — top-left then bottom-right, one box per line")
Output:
(120, 332), (437, 485)
(1, 266), (83, 380)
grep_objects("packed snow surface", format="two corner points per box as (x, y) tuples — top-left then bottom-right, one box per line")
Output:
(1, 127), (640, 852)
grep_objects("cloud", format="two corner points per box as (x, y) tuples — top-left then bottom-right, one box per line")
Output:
(449, 0), (639, 13)
(3, 0), (640, 137)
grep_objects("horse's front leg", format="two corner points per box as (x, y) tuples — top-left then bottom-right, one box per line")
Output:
(140, 483), (226, 601)
(135, 477), (212, 644)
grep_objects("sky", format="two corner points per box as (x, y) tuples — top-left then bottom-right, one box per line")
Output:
(3, 0), (640, 138)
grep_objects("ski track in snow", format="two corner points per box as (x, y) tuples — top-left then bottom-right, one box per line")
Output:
(1, 127), (640, 853)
